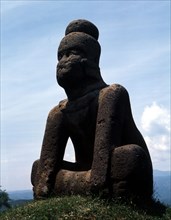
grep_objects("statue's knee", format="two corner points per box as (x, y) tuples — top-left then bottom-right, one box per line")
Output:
(111, 145), (148, 179)
(31, 159), (39, 186)
(110, 144), (153, 198)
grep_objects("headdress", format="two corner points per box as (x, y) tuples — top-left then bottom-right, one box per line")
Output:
(58, 19), (101, 64)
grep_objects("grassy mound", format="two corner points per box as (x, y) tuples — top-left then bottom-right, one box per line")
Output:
(0, 195), (170, 219)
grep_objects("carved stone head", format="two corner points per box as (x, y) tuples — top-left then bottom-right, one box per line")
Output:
(56, 19), (103, 90)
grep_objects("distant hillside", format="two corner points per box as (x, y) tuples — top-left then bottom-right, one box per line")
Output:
(8, 189), (33, 201)
(153, 170), (171, 177)
(9, 199), (31, 207)
(153, 170), (171, 206)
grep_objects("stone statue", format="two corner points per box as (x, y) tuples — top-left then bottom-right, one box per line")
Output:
(31, 19), (153, 200)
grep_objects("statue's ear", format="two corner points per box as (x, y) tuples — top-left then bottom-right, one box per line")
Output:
(81, 58), (98, 70)
(80, 58), (88, 77)
(81, 58), (100, 80)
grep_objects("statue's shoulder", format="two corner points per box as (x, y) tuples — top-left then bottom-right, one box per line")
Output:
(100, 84), (129, 97)
(48, 99), (68, 119)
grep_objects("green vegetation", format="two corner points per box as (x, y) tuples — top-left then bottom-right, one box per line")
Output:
(0, 195), (170, 220)
(0, 187), (11, 209)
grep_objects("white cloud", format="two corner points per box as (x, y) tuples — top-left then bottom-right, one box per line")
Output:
(141, 102), (170, 134)
(141, 102), (170, 170)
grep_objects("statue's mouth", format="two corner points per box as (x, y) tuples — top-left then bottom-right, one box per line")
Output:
(57, 67), (71, 75)
(57, 59), (82, 77)
(57, 62), (72, 77)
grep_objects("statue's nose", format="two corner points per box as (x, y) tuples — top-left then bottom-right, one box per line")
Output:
(57, 59), (66, 69)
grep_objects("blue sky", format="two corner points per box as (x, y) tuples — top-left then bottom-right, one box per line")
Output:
(1, 1), (170, 191)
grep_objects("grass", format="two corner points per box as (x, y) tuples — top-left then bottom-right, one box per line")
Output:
(0, 195), (170, 220)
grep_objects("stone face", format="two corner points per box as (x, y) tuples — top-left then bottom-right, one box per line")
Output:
(31, 19), (153, 201)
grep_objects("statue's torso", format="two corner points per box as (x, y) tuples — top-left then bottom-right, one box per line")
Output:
(58, 84), (148, 167)
(59, 89), (100, 167)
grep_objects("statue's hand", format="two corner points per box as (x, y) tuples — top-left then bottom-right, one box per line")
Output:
(90, 177), (108, 197)
(34, 184), (50, 200)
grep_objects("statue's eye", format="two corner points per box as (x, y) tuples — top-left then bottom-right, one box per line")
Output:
(70, 49), (85, 57)
(58, 49), (85, 60)
(58, 52), (63, 61)
(63, 50), (79, 57)
(70, 50), (79, 55)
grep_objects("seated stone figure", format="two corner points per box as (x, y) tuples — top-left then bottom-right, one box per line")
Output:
(31, 19), (153, 200)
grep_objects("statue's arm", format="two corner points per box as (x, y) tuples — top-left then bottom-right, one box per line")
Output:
(35, 104), (69, 198)
(90, 84), (129, 192)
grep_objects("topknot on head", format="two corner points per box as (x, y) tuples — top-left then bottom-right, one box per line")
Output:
(65, 19), (99, 40)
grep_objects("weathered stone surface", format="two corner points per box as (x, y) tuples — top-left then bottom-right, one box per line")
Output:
(54, 170), (91, 195)
(65, 19), (99, 40)
(31, 19), (153, 200)
(110, 145), (153, 198)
